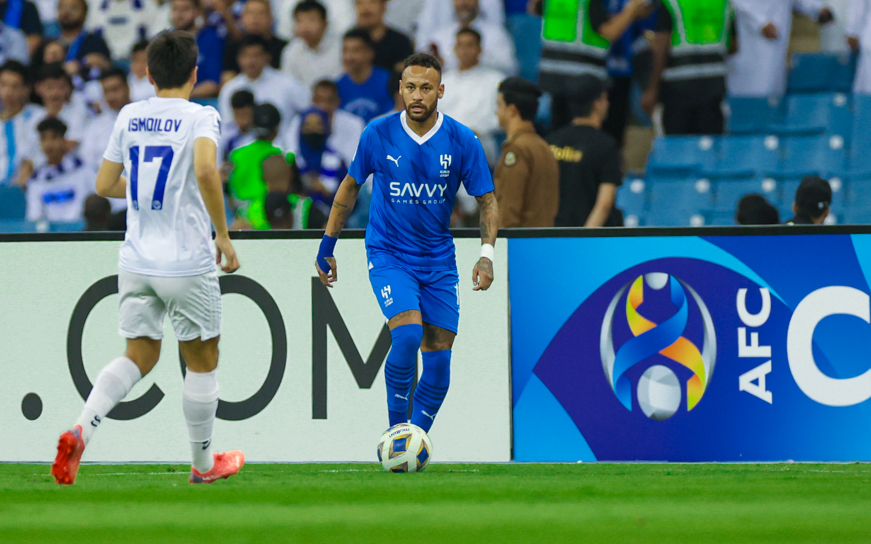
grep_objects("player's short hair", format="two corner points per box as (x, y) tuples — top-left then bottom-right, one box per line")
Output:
(146, 30), (199, 90)
(313, 78), (338, 97)
(0, 60), (30, 85)
(99, 67), (128, 84)
(403, 53), (441, 76)
(293, 0), (327, 21)
(456, 27), (482, 46)
(131, 39), (149, 56)
(238, 33), (270, 55)
(499, 77), (542, 122)
(231, 89), (255, 109)
(343, 27), (375, 51)
(37, 117), (68, 137)
(36, 63), (72, 86)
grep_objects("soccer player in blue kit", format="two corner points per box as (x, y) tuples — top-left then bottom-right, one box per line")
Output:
(315, 53), (498, 435)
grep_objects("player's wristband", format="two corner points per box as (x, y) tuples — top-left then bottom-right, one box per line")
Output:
(317, 235), (337, 273)
(481, 243), (495, 263)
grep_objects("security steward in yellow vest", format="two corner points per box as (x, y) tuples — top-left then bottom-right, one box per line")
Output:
(641, 0), (736, 135)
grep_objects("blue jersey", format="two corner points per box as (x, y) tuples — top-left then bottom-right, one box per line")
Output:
(349, 110), (494, 271)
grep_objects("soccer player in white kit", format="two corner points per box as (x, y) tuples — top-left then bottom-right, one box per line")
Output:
(51, 31), (244, 485)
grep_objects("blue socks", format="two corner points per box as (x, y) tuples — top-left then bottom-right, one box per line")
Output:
(385, 324), (423, 427)
(411, 350), (451, 433)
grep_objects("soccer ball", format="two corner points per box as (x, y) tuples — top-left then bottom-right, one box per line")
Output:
(377, 423), (432, 473)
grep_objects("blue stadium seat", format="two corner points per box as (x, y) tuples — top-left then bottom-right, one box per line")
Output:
(843, 209), (871, 224)
(616, 177), (647, 217)
(726, 97), (783, 134)
(778, 135), (846, 177)
(643, 208), (707, 227)
(647, 136), (718, 175)
(50, 221), (85, 232)
(771, 93), (850, 139)
(708, 210), (737, 226)
(0, 186), (26, 219)
(712, 135), (781, 177)
(714, 178), (779, 212)
(847, 177), (871, 209)
(648, 176), (713, 212)
(788, 53), (856, 94)
(0, 219), (35, 232)
(850, 96), (871, 173)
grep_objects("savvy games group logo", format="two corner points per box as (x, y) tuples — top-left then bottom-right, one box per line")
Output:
(600, 273), (717, 421)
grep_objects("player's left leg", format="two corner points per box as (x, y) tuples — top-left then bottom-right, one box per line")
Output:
(411, 269), (460, 433)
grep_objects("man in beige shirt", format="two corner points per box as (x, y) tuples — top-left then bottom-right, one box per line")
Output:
(494, 77), (559, 228)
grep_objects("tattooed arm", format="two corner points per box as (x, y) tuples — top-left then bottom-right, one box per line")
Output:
(316, 175), (362, 287)
(473, 190), (498, 291)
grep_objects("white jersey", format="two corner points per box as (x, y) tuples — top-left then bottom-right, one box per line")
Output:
(104, 97), (222, 277)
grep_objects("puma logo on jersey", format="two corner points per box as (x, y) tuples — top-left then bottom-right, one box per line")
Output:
(387, 155), (401, 167)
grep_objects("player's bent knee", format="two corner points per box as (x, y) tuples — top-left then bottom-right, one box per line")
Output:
(180, 337), (220, 373)
(125, 337), (162, 376)
(389, 324), (424, 361)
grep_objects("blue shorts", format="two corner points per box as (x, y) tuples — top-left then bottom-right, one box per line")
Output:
(368, 256), (460, 334)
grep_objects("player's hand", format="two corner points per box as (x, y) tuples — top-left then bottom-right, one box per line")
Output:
(316, 257), (338, 287)
(472, 257), (494, 291)
(761, 23), (778, 40)
(215, 235), (240, 273)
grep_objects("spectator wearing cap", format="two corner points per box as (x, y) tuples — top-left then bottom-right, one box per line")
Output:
(221, 0), (287, 84)
(786, 176), (832, 225)
(547, 76), (623, 227)
(354, 0), (414, 73)
(127, 40), (156, 102)
(26, 117), (92, 225)
(0, 60), (42, 187)
(218, 34), (310, 141)
(296, 106), (348, 215)
(170, 0), (225, 98)
(0, 0), (44, 54)
(227, 102), (297, 230)
(494, 77), (559, 229)
(87, 0), (159, 60)
(438, 27), (504, 166)
(736, 193), (780, 225)
(284, 79), (365, 168)
(336, 28), (394, 123)
(280, 0), (343, 89)
(424, 0), (518, 76)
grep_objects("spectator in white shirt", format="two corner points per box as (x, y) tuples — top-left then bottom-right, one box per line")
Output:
(439, 27), (503, 165)
(219, 34), (310, 141)
(415, 0), (504, 52)
(0, 60), (42, 187)
(26, 117), (93, 224)
(283, 78), (363, 167)
(80, 67), (128, 212)
(87, 0), (159, 60)
(276, 0), (353, 42)
(423, 0), (518, 76)
(281, 0), (342, 89)
(127, 40), (156, 101)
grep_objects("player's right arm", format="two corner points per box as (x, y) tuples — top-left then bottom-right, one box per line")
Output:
(95, 160), (127, 198)
(316, 174), (361, 287)
(194, 137), (240, 274)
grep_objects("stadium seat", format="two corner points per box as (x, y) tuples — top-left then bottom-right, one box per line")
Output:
(643, 208), (707, 227)
(850, 95), (871, 173)
(843, 209), (871, 224)
(771, 93), (850, 139)
(847, 177), (871, 209)
(712, 135), (781, 177)
(726, 97), (783, 134)
(0, 187), (26, 220)
(647, 176), (713, 213)
(713, 178), (779, 212)
(0, 219), (35, 232)
(616, 177), (647, 217)
(778, 135), (846, 178)
(647, 136), (718, 174)
(708, 210), (737, 226)
(49, 221), (85, 232)
(787, 53), (856, 94)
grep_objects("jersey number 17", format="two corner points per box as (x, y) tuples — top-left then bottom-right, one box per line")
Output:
(129, 145), (175, 211)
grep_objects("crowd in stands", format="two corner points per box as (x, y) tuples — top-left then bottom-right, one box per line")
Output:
(0, 0), (864, 232)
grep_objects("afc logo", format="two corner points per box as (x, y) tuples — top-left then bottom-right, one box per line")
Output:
(440, 154), (452, 170)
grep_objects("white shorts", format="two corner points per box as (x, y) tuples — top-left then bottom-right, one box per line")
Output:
(118, 269), (222, 342)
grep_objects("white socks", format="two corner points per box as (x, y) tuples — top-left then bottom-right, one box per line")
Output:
(75, 357), (142, 445)
(183, 369), (219, 473)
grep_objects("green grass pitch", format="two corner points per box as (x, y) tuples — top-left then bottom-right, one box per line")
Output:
(1, 463), (870, 543)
